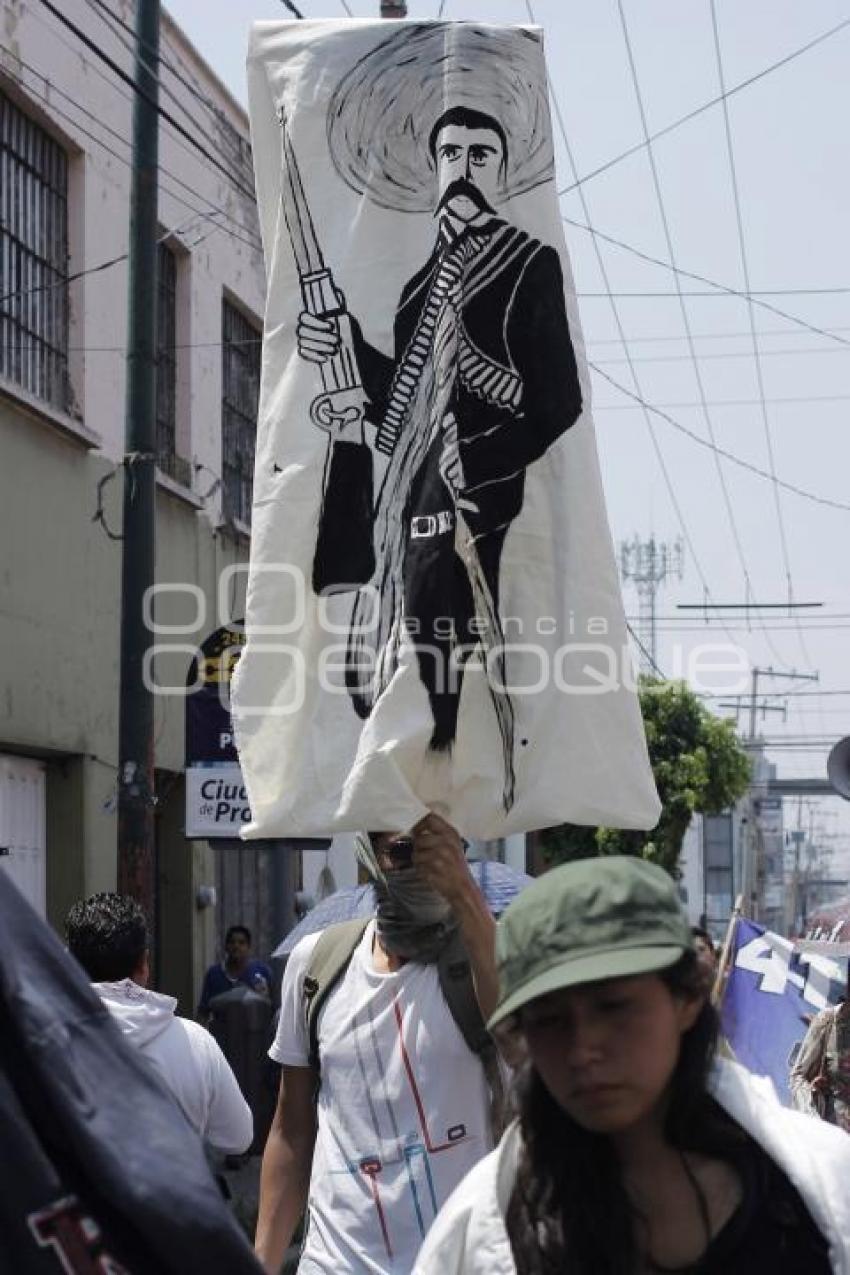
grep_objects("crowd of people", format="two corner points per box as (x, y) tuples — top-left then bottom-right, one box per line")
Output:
(254, 827), (850, 1274)
(10, 819), (850, 1274)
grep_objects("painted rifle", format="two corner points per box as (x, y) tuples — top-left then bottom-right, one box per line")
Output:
(278, 109), (375, 594)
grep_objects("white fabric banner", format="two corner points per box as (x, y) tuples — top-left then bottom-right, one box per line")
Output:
(234, 19), (660, 839)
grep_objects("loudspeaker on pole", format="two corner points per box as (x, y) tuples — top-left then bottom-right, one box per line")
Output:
(827, 737), (850, 800)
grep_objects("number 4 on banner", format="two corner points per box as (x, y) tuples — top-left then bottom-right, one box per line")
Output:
(736, 933), (796, 995)
(736, 931), (842, 1009)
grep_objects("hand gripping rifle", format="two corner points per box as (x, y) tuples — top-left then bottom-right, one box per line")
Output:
(278, 109), (375, 594)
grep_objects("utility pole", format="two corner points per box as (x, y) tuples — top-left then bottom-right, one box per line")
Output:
(619, 536), (684, 672)
(740, 665), (818, 922)
(117, 0), (160, 920)
(746, 666), (819, 742)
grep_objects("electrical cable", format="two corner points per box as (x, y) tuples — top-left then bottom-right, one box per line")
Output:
(577, 285), (850, 298)
(588, 364), (850, 514)
(523, 0), (740, 665)
(81, 0), (242, 173)
(556, 14), (850, 198)
(0, 252), (128, 309)
(616, 0), (775, 668)
(35, 0), (258, 204)
(704, 689), (850, 699)
(0, 56), (262, 254)
(626, 622), (667, 679)
(708, 0), (824, 742)
(562, 217), (850, 351)
(2, 36), (262, 248)
(599, 393), (850, 411)
(586, 324), (850, 347)
(592, 347), (850, 365)
(87, 0), (256, 114)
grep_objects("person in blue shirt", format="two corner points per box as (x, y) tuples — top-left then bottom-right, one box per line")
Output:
(198, 925), (272, 1026)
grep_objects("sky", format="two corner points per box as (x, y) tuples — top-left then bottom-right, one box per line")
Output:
(163, 0), (850, 866)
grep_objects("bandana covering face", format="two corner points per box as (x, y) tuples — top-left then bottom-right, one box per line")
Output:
(355, 833), (457, 963)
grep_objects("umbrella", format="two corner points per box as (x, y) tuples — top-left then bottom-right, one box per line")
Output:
(273, 860), (532, 958)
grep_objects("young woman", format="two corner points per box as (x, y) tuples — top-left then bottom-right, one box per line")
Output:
(414, 856), (850, 1275)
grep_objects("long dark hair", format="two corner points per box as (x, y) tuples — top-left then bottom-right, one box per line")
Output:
(505, 953), (742, 1275)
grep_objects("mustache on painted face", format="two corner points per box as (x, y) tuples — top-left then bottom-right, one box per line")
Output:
(435, 177), (496, 217)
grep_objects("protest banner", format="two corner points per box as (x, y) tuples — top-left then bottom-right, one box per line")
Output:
(232, 19), (660, 838)
(720, 917), (847, 1103)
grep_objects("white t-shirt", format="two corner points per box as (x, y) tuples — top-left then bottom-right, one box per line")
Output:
(270, 921), (494, 1275)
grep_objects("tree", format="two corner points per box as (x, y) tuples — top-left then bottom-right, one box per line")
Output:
(541, 678), (751, 876)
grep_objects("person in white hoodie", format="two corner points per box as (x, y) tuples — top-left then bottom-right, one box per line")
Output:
(66, 892), (253, 1155)
(414, 857), (850, 1275)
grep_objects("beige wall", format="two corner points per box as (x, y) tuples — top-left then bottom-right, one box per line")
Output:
(0, 395), (250, 994)
(0, 0), (264, 998)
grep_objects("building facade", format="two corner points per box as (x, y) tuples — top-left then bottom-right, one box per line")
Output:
(0, 0), (268, 1012)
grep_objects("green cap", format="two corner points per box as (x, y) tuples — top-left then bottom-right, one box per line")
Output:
(489, 855), (694, 1029)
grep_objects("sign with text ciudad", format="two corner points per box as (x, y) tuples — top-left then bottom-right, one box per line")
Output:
(185, 624), (251, 838)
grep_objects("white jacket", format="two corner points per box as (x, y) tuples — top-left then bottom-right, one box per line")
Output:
(413, 1059), (850, 1275)
(95, 979), (253, 1154)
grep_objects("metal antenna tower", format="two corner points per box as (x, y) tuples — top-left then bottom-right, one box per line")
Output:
(620, 536), (684, 671)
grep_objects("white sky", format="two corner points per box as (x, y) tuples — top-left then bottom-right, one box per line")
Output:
(164, 0), (850, 866)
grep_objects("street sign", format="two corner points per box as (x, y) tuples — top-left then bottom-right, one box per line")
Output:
(185, 624), (252, 838)
(185, 764), (251, 838)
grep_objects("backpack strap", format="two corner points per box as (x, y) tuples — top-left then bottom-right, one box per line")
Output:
(303, 918), (371, 1075)
(437, 929), (506, 1141)
(303, 918), (505, 1140)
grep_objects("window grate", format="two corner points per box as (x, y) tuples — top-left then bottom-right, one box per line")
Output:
(0, 89), (70, 412)
(222, 299), (261, 526)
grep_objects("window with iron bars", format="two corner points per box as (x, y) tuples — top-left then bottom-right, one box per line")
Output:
(155, 241), (190, 487)
(0, 89), (70, 413)
(222, 298), (261, 526)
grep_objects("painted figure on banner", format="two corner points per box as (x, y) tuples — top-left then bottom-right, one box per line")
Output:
(279, 26), (583, 813)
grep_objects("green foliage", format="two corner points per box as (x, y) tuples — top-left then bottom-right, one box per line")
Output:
(541, 678), (751, 877)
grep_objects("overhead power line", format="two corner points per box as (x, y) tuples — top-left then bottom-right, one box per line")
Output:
(615, 0), (768, 664)
(586, 324), (850, 347)
(563, 217), (850, 351)
(556, 14), (850, 197)
(702, 690), (850, 699)
(36, 0), (258, 204)
(0, 56), (262, 256)
(522, 0), (739, 655)
(83, 0), (233, 164)
(0, 252), (128, 309)
(593, 348), (850, 365)
(626, 622), (667, 680)
(88, 0), (257, 114)
(19, 7), (259, 221)
(598, 393), (850, 410)
(589, 364), (850, 514)
(599, 394), (850, 411)
(708, 0), (820, 732)
(579, 286), (850, 297)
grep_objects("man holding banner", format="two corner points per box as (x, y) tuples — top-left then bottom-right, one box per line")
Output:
(790, 975), (850, 1131)
(719, 916), (848, 1107)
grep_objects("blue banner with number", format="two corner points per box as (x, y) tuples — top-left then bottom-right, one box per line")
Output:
(721, 918), (846, 1104)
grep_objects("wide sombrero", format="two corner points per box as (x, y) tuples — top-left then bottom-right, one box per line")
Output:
(326, 23), (554, 215)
